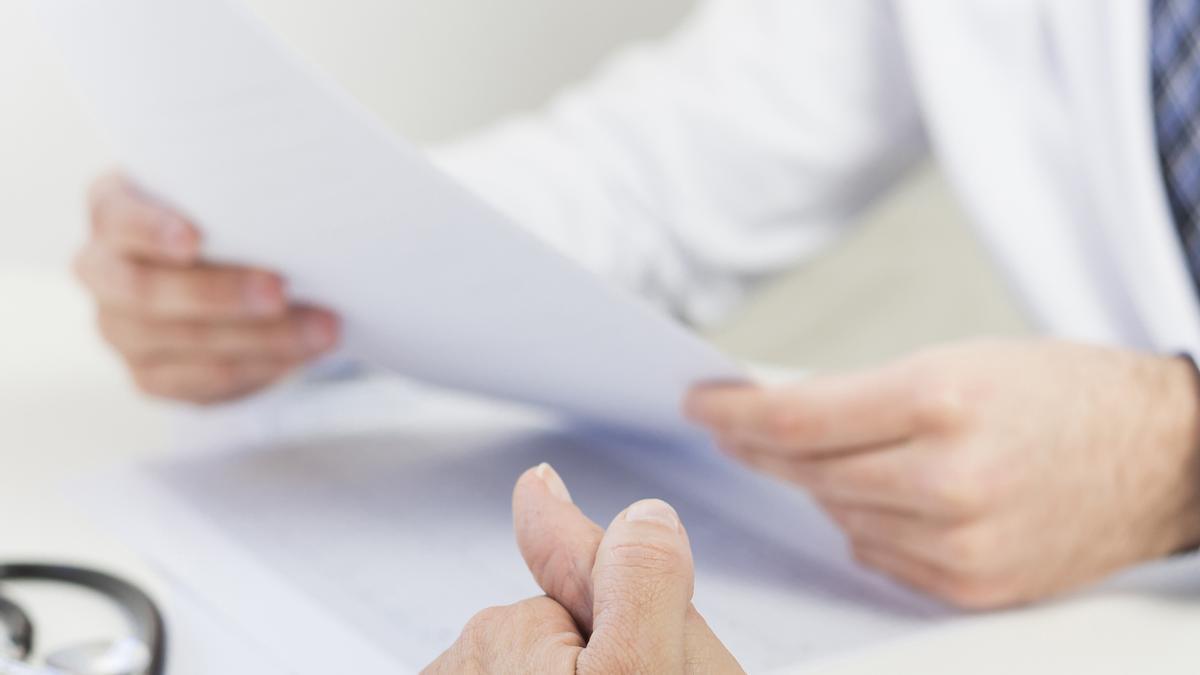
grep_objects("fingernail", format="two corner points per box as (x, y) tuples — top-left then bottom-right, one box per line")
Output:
(302, 313), (337, 352)
(625, 499), (679, 531)
(534, 463), (572, 503)
(159, 216), (194, 259)
(244, 273), (283, 315)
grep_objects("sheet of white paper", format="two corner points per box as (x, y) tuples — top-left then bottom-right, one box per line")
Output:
(76, 381), (1200, 672)
(35, 0), (742, 439)
(77, 383), (952, 674)
(149, 584), (292, 675)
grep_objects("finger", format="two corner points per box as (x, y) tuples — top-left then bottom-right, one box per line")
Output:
(735, 442), (936, 514)
(580, 499), (692, 675)
(99, 306), (339, 361)
(685, 362), (947, 456)
(76, 247), (287, 320)
(130, 357), (300, 404)
(514, 468), (744, 673)
(513, 463), (604, 634)
(89, 172), (200, 263)
(422, 597), (582, 675)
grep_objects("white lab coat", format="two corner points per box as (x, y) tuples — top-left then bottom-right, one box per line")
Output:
(435, 0), (1200, 356)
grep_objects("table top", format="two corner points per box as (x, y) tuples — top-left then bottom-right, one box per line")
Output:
(3, 267), (1200, 674)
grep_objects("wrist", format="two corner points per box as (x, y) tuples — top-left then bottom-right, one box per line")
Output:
(1150, 354), (1200, 556)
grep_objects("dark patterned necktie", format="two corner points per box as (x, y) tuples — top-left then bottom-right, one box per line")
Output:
(1153, 0), (1200, 294)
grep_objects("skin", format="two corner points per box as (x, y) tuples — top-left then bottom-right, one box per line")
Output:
(686, 340), (1200, 609)
(77, 172), (340, 403)
(79, 173), (1200, 613)
(424, 464), (743, 674)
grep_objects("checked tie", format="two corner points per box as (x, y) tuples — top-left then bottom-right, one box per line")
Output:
(1153, 0), (1200, 295)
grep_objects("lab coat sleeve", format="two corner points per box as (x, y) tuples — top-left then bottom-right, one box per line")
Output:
(432, 0), (926, 325)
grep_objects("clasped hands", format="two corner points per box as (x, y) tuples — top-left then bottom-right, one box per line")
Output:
(424, 464), (743, 674)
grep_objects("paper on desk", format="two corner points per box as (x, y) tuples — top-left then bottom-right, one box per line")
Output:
(35, 0), (742, 438)
(78, 386), (949, 674)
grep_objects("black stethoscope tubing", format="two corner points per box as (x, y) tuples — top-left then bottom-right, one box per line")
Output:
(0, 563), (166, 675)
(0, 592), (32, 659)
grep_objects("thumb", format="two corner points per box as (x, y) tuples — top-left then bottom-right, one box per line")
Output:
(579, 499), (694, 674)
(513, 463), (604, 633)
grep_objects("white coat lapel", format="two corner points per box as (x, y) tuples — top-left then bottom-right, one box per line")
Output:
(1044, 0), (1200, 352)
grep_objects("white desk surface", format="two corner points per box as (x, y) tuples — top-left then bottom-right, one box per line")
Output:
(3, 266), (1200, 674)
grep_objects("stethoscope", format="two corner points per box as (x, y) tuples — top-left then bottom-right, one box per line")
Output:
(0, 564), (165, 675)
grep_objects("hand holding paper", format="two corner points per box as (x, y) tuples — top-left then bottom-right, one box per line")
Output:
(38, 0), (742, 437)
(77, 171), (342, 403)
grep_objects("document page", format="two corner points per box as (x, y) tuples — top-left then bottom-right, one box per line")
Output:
(81, 384), (950, 674)
(79, 382), (1200, 672)
(35, 0), (742, 439)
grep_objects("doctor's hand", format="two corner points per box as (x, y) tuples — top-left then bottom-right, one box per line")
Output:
(424, 464), (743, 674)
(75, 171), (340, 404)
(687, 339), (1200, 610)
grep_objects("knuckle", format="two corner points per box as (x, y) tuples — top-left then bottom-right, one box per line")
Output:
(911, 373), (968, 431)
(247, 361), (288, 387)
(192, 271), (246, 311)
(121, 263), (155, 306)
(940, 526), (997, 573)
(130, 362), (237, 405)
(849, 542), (874, 567)
(596, 540), (692, 612)
(765, 404), (801, 439)
(177, 320), (212, 348)
(586, 632), (645, 674)
(923, 455), (990, 517)
(130, 365), (167, 397)
(270, 324), (305, 355)
(588, 538), (686, 619)
(529, 538), (588, 610)
(839, 510), (873, 536)
(939, 572), (1015, 611)
(765, 397), (820, 441)
(845, 461), (888, 493)
(604, 540), (688, 579)
(791, 462), (829, 492)
(825, 505), (851, 531)
(462, 606), (507, 642)
(931, 481), (982, 518)
(451, 608), (505, 669)
(511, 597), (565, 632)
(207, 362), (242, 394)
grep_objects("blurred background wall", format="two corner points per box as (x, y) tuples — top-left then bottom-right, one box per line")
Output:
(0, 0), (1029, 408)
